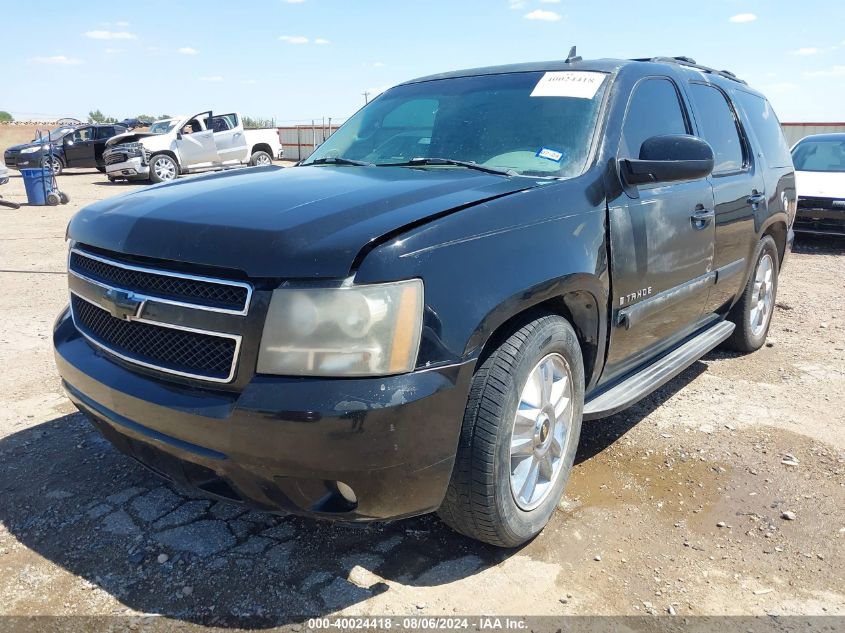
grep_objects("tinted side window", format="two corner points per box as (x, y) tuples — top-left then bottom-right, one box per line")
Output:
(95, 126), (115, 140)
(689, 83), (744, 174)
(732, 90), (792, 168)
(621, 78), (688, 158)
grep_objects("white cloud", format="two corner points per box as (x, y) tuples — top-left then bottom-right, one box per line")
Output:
(104, 48), (123, 54)
(524, 9), (562, 21)
(177, 47), (198, 55)
(31, 55), (82, 65)
(115, 21), (130, 26)
(804, 65), (845, 78)
(539, 0), (561, 3)
(283, 0), (306, 3)
(793, 47), (819, 56)
(84, 30), (137, 40)
(314, 38), (330, 45)
(199, 75), (223, 82)
(242, 79), (258, 85)
(508, 0), (526, 8)
(373, 61), (386, 67)
(279, 35), (309, 44)
(729, 13), (757, 23)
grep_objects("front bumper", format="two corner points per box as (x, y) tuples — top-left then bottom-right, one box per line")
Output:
(10, 153), (43, 169)
(794, 199), (845, 236)
(105, 156), (150, 178)
(53, 308), (472, 521)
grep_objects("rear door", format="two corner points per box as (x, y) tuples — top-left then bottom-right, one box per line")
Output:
(209, 113), (248, 164)
(64, 127), (96, 167)
(176, 111), (219, 168)
(686, 81), (765, 313)
(604, 77), (716, 381)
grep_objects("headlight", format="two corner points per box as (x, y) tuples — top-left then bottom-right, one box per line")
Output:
(20, 146), (46, 154)
(257, 279), (424, 377)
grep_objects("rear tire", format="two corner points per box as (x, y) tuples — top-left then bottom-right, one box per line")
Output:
(726, 235), (779, 352)
(438, 313), (584, 547)
(149, 154), (178, 183)
(249, 150), (272, 167)
(46, 191), (60, 206)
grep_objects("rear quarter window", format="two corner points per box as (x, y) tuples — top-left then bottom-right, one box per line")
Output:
(732, 90), (793, 168)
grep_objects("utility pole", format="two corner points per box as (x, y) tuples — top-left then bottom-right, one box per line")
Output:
(362, 90), (371, 104)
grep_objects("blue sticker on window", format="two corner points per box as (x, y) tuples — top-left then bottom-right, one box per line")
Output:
(536, 147), (565, 162)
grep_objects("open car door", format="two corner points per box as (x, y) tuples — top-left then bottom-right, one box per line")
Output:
(176, 111), (220, 168)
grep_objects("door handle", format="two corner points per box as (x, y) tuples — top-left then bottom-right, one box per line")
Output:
(747, 192), (766, 206)
(690, 205), (715, 229)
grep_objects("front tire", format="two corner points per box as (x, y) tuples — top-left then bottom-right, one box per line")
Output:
(41, 155), (63, 176)
(149, 154), (178, 183)
(249, 150), (272, 167)
(438, 314), (584, 547)
(726, 235), (779, 352)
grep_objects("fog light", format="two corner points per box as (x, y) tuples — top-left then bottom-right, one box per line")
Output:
(336, 481), (357, 504)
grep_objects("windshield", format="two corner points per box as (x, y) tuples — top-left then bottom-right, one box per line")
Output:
(148, 119), (177, 134)
(32, 126), (74, 143)
(792, 139), (845, 173)
(304, 71), (608, 178)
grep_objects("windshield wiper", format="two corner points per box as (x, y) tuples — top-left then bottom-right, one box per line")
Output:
(377, 157), (515, 176)
(306, 157), (373, 167)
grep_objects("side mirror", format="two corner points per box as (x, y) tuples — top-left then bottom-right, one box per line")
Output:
(176, 132), (182, 140)
(65, 138), (74, 146)
(621, 134), (714, 186)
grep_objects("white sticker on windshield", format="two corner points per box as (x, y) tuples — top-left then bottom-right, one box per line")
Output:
(530, 71), (606, 99)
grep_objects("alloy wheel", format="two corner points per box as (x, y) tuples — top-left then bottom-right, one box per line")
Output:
(509, 353), (574, 511)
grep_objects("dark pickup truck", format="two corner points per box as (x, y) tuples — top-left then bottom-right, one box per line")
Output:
(5, 123), (127, 175)
(54, 55), (795, 547)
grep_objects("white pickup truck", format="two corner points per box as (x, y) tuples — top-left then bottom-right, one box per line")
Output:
(102, 111), (283, 183)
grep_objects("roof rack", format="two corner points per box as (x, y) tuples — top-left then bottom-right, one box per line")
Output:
(631, 56), (747, 85)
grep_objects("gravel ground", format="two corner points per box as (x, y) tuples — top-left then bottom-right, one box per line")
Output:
(0, 169), (843, 626)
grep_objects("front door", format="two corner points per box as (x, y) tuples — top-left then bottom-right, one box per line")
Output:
(64, 127), (95, 167)
(604, 77), (716, 382)
(176, 112), (219, 168)
(209, 113), (248, 164)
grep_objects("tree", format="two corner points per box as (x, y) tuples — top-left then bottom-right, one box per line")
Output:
(0, 111), (13, 123)
(87, 109), (117, 124)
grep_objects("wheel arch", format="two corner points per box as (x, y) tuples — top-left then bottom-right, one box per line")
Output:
(465, 274), (608, 392)
(250, 143), (273, 157)
(760, 217), (788, 265)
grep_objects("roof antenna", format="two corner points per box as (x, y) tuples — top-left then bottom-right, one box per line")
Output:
(565, 46), (582, 64)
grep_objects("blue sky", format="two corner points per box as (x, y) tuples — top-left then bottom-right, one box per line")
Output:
(3, 0), (844, 123)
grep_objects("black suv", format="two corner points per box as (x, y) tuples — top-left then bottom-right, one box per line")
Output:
(4, 123), (127, 175)
(54, 55), (795, 547)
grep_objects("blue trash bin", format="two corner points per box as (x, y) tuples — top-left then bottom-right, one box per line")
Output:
(21, 168), (50, 205)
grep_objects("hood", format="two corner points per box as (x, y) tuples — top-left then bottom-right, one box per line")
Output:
(67, 165), (539, 278)
(106, 131), (161, 148)
(7, 141), (56, 152)
(795, 170), (845, 199)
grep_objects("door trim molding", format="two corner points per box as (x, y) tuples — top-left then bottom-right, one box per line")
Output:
(714, 258), (745, 285)
(617, 271), (715, 330)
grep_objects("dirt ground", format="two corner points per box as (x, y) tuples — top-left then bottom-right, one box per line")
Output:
(0, 168), (843, 627)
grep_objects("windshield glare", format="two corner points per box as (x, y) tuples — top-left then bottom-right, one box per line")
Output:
(149, 120), (177, 134)
(305, 71), (608, 178)
(792, 139), (845, 173)
(32, 126), (74, 143)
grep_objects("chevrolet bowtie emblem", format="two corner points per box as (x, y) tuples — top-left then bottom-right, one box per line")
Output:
(102, 288), (143, 321)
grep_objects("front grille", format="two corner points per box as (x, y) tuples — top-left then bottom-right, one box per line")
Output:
(105, 152), (128, 165)
(797, 196), (845, 211)
(794, 217), (845, 235)
(69, 249), (250, 313)
(71, 295), (238, 381)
